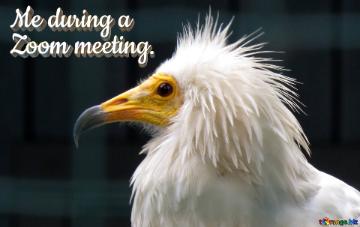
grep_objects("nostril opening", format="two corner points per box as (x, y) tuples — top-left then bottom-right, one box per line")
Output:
(114, 98), (128, 105)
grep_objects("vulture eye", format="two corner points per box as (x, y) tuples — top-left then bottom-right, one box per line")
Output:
(157, 82), (173, 97)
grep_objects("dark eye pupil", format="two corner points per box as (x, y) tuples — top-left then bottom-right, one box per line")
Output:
(157, 83), (173, 97)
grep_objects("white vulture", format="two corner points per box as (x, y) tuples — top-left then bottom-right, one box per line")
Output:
(74, 15), (360, 227)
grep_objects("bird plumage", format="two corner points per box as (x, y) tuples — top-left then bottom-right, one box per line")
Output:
(73, 13), (360, 227)
(129, 15), (360, 227)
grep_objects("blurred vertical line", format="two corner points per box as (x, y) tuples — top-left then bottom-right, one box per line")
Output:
(69, 3), (106, 227)
(23, 0), (36, 142)
(126, 0), (139, 88)
(127, 0), (137, 11)
(228, 0), (240, 12)
(330, 0), (342, 144)
(24, 59), (35, 142)
(126, 0), (139, 143)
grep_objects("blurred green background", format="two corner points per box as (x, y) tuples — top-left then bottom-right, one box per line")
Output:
(0, 0), (359, 226)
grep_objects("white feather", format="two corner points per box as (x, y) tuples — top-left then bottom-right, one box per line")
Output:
(130, 14), (360, 227)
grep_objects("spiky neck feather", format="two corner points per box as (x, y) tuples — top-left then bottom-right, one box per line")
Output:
(143, 14), (311, 178)
(131, 15), (318, 226)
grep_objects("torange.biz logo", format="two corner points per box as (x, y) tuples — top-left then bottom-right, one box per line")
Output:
(319, 217), (358, 225)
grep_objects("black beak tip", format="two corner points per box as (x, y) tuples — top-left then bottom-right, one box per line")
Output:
(73, 105), (106, 148)
(73, 132), (79, 149)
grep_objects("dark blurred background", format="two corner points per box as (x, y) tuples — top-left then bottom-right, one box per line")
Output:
(0, 0), (359, 226)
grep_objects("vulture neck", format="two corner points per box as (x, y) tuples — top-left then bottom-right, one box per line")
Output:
(170, 89), (319, 202)
(137, 116), (318, 204)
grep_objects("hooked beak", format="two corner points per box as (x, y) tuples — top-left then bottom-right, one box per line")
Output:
(73, 87), (144, 147)
(73, 73), (182, 147)
(73, 105), (106, 147)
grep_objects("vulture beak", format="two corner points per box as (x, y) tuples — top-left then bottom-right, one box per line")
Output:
(73, 105), (106, 147)
(73, 73), (181, 147)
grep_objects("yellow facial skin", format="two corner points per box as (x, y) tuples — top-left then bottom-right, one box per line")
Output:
(100, 73), (182, 126)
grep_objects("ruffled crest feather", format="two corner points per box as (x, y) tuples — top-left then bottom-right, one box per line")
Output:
(131, 13), (318, 227)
